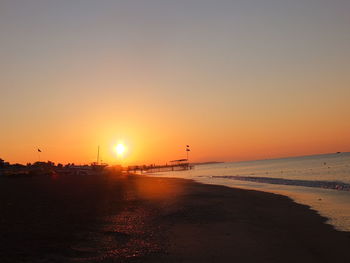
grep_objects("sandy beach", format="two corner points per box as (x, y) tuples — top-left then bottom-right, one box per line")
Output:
(0, 173), (349, 263)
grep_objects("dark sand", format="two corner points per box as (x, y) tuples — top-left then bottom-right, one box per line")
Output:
(0, 173), (349, 263)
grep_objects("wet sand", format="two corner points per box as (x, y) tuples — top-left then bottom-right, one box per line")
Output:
(0, 173), (349, 262)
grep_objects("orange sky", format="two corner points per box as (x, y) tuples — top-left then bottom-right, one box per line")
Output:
(1, 1), (350, 165)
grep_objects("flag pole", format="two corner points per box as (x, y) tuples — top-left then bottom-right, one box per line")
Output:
(186, 145), (190, 161)
(97, 145), (100, 165)
(37, 148), (42, 162)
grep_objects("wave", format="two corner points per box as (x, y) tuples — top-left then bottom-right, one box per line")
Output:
(213, 175), (350, 191)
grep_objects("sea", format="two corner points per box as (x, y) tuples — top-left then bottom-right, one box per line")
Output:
(150, 152), (350, 232)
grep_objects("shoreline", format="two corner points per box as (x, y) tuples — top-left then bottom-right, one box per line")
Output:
(0, 173), (349, 262)
(187, 175), (350, 232)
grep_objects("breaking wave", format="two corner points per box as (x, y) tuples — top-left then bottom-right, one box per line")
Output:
(213, 176), (350, 191)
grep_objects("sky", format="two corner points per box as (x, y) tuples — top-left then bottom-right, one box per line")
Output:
(1, 0), (350, 165)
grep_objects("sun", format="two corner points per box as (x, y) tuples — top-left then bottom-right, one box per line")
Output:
(115, 143), (126, 156)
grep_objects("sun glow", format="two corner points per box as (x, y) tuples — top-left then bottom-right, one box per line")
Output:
(115, 143), (126, 156)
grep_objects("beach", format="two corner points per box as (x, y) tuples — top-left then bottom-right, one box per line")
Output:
(1, 173), (350, 263)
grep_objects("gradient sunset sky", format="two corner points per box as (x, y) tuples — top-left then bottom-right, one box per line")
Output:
(1, 0), (350, 165)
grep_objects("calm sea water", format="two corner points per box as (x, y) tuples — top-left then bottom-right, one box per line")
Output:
(150, 152), (350, 231)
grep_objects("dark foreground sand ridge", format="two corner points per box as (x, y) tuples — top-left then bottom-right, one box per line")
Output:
(0, 173), (349, 263)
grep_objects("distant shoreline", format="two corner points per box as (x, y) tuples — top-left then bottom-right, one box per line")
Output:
(191, 161), (224, 165)
(224, 151), (349, 164)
